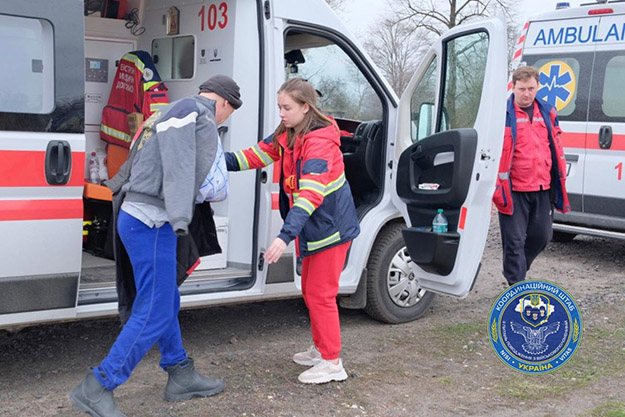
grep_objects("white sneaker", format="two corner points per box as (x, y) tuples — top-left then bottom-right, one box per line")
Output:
(298, 359), (348, 384)
(293, 345), (322, 366)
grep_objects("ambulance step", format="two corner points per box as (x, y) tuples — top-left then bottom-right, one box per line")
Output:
(553, 224), (625, 241)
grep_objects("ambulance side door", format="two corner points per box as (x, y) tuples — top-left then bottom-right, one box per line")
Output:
(0, 0), (85, 323)
(390, 18), (508, 297)
(583, 14), (625, 223)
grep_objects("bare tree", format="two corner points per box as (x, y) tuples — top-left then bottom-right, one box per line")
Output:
(325, 0), (346, 13)
(394, 0), (514, 36)
(364, 18), (427, 95)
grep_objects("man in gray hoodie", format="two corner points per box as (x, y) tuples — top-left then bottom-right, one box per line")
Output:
(70, 75), (242, 417)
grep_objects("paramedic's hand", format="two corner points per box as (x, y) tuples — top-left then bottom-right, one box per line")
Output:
(265, 238), (287, 264)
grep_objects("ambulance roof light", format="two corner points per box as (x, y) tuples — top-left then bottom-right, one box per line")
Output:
(588, 8), (614, 14)
(556, 2), (570, 9)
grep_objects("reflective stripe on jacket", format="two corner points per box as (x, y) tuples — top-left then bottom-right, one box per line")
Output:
(493, 95), (571, 215)
(101, 51), (169, 148)
(225, 120), (360, 257)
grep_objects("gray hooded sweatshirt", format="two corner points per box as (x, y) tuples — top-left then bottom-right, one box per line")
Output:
(120, 95), (219, 234)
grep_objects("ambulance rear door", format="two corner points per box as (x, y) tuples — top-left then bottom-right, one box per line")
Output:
(390, 18), (508, 297)
(0, 0), (85, 325)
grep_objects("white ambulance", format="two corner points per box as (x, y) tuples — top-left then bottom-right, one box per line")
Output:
(513, 1), (625, 241)
(0, 0), (507, 330)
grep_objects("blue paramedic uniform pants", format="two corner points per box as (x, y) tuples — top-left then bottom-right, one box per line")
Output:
(498, 190), (554, 286)
(94, 210), (187, 391)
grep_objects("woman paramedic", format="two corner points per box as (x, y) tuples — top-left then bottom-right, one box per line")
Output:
(225, 78), (360, 384)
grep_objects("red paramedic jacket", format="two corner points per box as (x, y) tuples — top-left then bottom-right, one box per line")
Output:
(493, 95), (571, 215)
(225, 120), (360, 257)
(100, 51), (169, 148)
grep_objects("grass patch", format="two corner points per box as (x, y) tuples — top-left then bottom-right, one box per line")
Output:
(582, 402), (625, 417)
(498, 319), (625, 400)
(497, 378), (569, 400)
(435, 376), (452, 386)
(431, 321), (485, 357)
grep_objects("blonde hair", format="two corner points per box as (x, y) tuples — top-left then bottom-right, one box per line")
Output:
(273, 78), (333, 149)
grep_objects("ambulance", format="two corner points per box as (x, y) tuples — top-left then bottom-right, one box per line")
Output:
(512, 1), (625, 241)
(0, 0), (507, 330)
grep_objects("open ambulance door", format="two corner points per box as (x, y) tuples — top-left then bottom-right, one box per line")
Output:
(0, 0), (85, 326)
(390, 18), (507, 297)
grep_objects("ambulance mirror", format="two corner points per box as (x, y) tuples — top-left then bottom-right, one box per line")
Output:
(415, 102), (434, 141)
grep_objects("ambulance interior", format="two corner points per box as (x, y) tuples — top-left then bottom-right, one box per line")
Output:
(80, 0), (256, 299)
(283, 30), (386, 215)
(79, 2), (387, 299)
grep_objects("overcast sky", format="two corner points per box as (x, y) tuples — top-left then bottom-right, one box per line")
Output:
(339, 0), (583, 36)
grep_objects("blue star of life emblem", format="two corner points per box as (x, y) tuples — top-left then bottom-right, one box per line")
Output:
(536, 61), (577, 111)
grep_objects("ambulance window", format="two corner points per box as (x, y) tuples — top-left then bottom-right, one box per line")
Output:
(284, 33), (382, 121)
(601, 55), (625, 118)
(410, 58), (437, 142)
(0, 14), (54, 114)
(532, 57), (581, 118)
(152, 36), (195, 80)
(439, 31), (488, 132)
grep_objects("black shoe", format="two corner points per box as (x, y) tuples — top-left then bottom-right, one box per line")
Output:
(164, 358), (225, 402)
(70, 369), (126, 417)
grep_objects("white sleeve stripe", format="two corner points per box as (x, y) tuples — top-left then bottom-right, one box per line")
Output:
(156, 111), (199, 133)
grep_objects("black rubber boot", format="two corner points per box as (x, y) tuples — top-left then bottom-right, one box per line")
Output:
(164, 358), (225, 402)
(69, 369), (126, 417)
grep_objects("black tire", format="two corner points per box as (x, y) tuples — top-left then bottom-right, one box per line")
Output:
(552, 231), (577, 243)
(364, 222), (435, 324)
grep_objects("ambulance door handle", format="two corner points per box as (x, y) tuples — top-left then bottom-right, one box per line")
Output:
(598, 125), (612, 149)
(45, 140), (72, 185)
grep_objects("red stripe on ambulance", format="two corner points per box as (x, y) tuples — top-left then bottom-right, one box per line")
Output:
(560, 132), (585, 149)
(0, 199), (83, 221)
(560, 132), (625, 151)
(0, 150), (85, 187)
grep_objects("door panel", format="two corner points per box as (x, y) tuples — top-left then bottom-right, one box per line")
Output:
(398, 129), (477, 275)
(584, 45), (625, 218)
(0, 0), (85, 317)
(392, 18), (508, 297)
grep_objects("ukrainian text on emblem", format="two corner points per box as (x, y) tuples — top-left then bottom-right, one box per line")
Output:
(488, 280), (582, 374)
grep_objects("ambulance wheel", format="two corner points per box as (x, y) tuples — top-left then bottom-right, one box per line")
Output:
(364, 222), (435, 324)
(552, 231), (576, 243)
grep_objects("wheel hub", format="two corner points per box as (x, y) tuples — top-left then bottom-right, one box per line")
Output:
(386, 247), (426, 308)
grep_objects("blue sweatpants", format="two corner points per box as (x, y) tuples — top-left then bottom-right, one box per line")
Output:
(94, 210), (187, 391)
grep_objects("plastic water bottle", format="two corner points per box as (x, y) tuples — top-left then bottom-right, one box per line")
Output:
(432, 209), (448, 233)
(89, 151), (101, 184)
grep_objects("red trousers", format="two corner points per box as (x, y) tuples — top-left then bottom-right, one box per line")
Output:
(301, 241), (351, 360)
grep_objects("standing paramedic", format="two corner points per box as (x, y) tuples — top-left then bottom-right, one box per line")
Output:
(70, 75), (242, 417)
(493, 66), (570, 286)
(226, 78), (360, 384)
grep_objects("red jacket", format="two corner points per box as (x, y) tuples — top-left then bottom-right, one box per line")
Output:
(225, 120), (360, 257)
(509, 102), (552, 191)
(493, 96), (571, 215)
(100, 51), (169, 148)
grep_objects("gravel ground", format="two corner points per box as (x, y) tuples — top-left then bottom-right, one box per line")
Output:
(1, 217), (624, 417)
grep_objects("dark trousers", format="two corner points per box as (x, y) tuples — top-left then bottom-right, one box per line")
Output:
(498, 190), (553, 286)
